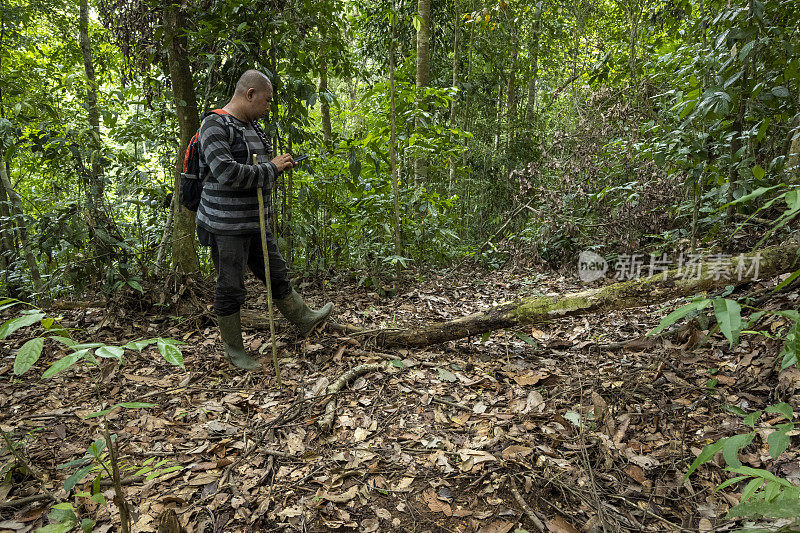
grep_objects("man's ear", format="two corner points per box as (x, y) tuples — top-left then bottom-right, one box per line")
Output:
(247, 87), (256, 101)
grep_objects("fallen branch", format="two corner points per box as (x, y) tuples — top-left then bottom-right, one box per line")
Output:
(319, 363), (384, 433)
(509, 476), (546, 532)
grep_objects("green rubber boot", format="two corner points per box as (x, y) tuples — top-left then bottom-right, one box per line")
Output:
(275, 290), (334, 336)
(217, 312), (262, 370)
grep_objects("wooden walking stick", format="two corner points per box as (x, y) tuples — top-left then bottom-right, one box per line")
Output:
(254, 154), (281, 386)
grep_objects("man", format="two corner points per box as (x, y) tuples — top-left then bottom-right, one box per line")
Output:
(197, 69), (333, 370)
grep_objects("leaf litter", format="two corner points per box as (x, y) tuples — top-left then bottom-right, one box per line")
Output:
(1, 269), (799, 532)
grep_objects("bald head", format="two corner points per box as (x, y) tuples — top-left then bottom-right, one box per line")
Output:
(235, 70), (271, 96)
(227, 70), (273, 122)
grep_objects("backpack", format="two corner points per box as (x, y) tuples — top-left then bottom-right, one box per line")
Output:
(179, 109), (234, 212)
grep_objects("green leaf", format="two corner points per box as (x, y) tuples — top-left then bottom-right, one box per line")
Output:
(515, 332), (538, 347)
(765, 403), (793, 421)
(64, 465), (94, 492)
(83, 408), (114, 419)
(123, 339), (157, 351)
(649, 299), (710, 337)
(390, 359), (406, 369)
(0, 312), (45, 339)
(727, 497), (800, 518)
(752, 165), (765, 181)
(741, 477), (764, 502)
(69, 343), (103, 350)
(713, 298), (742, 347)
(127, 280), (144, 294)
(41, 352), (81, 379)
(771, 86), (790, 98)
(437, 368), (457, 382)
(157, 339), (184, 369)
(685, 440), (724, 479)
(81, 518), (95, 533)
(722, 432), (754, 468)
(716, 475), (749, 491)
(49, 335), (76, 347)
(95, 346), (124, 359)
(742, 411), (762, 427)
(767, 424), (792, 459)
(14, 337), (45, 375)
(480, 331), (491, 342)
(118, 402), (156, 409)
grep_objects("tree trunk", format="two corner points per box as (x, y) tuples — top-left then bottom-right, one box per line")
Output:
(0, 161), (42, 298)
(371, 245), (797, 347)
(505, 46), (517, 152)
(79, 0), (104, 211)
(448, 0), (460, 192)
(319, 61), (332, 147)
(164, 4), (200, 275)
(525, 2), (542, 126)
(390, 10), (402, 281)
(414, 0), (431, 184)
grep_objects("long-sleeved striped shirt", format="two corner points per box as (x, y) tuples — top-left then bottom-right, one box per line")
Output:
(195, 113), (278, 235)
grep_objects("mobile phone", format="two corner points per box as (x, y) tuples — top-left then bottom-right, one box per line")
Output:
(293, 154), (309, 164)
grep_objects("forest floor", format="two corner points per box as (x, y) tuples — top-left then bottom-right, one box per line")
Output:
(1, 265), (799, 533)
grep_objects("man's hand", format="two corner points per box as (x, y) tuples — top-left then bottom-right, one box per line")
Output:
(271, 154), (297, 172)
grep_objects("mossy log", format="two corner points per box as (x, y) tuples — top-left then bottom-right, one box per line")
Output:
(244, 245), (799, 348)
(371, 244), (799, 348)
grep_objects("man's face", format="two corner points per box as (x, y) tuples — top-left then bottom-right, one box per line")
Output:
(248, 83), (272, 120)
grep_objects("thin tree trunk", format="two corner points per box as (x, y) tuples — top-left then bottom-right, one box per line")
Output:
(448, 0), (460, 192)
(390, 9), (402, 281)
(505, 46), (517, 152)
(414, 0), (431, 184)
(0, 161), (42, 298)
(164, 4), (200, 275)
(319, 62), (332, 147)
(525, 2), (542, 125)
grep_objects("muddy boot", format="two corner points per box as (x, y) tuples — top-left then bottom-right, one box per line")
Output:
(217, 312), (262, 370)
(274, 290), (334, 336)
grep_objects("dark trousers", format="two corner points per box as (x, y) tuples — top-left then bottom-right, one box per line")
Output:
(209, 232), (293, 316)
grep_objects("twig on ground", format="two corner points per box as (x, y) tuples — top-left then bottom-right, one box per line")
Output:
(509, 475), (546, 532)
(319, 363), (385, 433)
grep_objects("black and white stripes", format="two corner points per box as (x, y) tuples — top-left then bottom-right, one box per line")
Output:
(196, 113), (278, 235)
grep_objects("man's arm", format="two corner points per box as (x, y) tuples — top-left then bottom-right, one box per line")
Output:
(199, 115), (278, 189)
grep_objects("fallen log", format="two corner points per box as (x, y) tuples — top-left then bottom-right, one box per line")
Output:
(369, 244), (799, 347)
(245, 244), (800, 348)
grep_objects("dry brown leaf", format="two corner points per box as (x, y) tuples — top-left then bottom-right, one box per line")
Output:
(513, 371), (548, 386)
(547, 515), (580, 533)
(422, 489), (453, 516)
(323, 485), (358, 503)
(479, 520), (515, 533)
(625, 464), (646, 484)
(501, 445), (533, 461)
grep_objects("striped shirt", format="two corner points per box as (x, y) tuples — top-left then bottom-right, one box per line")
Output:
(195, 113), (278, 235)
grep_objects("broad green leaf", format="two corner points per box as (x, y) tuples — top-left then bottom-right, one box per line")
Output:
(64, 465), (94, 492)
(0, 312), (45, 339)
(765, 403), (793, 421)
(127, 280), (144, 294)
(685, 440), (724, 479)
(764, 480), (780, 502)
(722, 432), (754, 468)
(649, 299), (710, 337)
(713, 298), (742, 347)
(727, 497), (800, 518)
(727, 466), (791, 486)
(157, 339), (184, 369)
(752, 165), (765, 181)
(723, 185), (780, 207)
(773, 269), (800, 293)
(767, 424), (792, 459)
(69, 343), (103, 350)
(81, 519), (95, 533)
(390, 359), (406, 369)
(95, 346), (124, 359)
(14, 337), (45, 375)
(437, 368), (457, 382)
(771, 86), (790, 98)
(41, 352), (81, 379)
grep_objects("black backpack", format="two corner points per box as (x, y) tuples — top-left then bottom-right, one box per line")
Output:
(179, 109), (233, 212)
